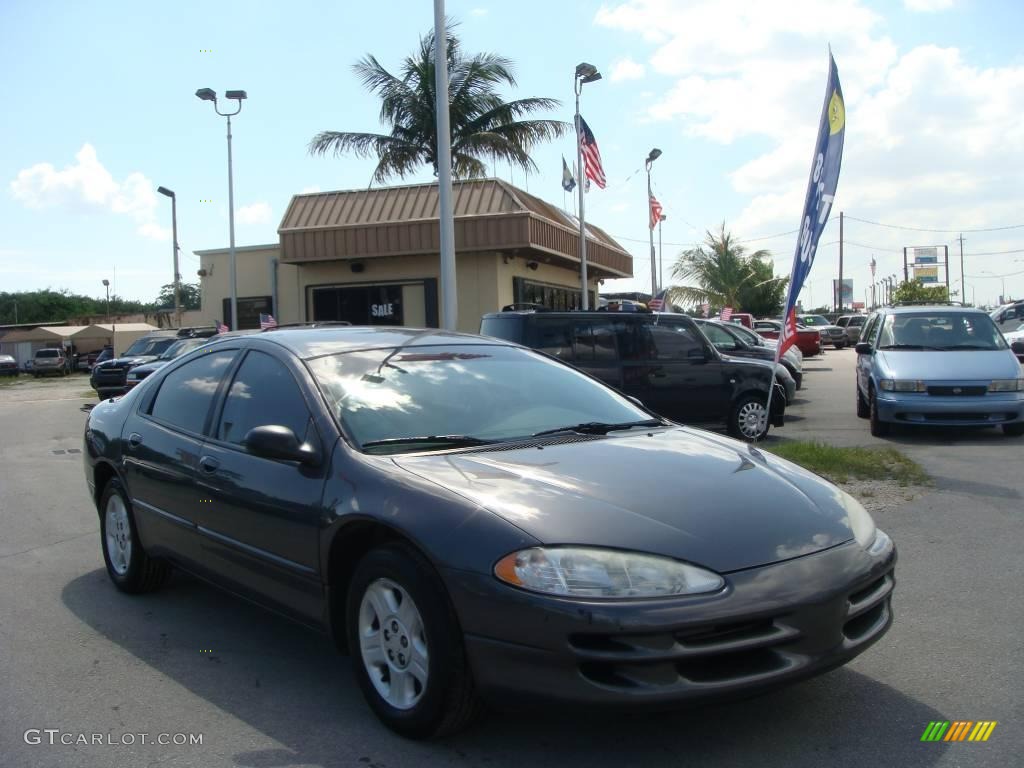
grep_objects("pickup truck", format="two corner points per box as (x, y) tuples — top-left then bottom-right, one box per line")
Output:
(753, 319), (824, 357)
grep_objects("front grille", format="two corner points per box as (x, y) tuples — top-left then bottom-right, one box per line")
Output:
(927, 385), (987, 397)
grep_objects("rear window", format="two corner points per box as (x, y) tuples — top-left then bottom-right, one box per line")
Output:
(479, 316), (524, 345)
(35, 349), (60, 358)
(849, 316), (866, 327)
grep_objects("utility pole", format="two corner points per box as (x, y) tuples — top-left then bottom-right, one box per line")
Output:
(958, 233), (966, 304)
(837, 211), (844, 313)
(433, 0), (458, 329)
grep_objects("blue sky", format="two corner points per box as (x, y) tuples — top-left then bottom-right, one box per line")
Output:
(3, 0), (1024, 309)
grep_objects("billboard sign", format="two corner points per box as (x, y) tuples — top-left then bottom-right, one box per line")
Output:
(915, 265), (939, 283)
(914, 247), (938, 264)
(833, 278), (854, 304)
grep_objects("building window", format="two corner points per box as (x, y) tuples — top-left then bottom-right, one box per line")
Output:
(222, 296), (273, 330)
(513, 277), (593, 311)
(311, 284), (405, 325)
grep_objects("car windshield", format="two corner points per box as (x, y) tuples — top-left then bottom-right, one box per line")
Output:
(159, 337), (208, 360)
(800, 315), (830, 326)
(308, 344), (655, 454)
(123, 337), (176, 357)
(877, 312), (1007, 351)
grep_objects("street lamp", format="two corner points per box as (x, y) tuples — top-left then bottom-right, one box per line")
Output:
(574, 62), (601, 310)
(196, 87), (246, 330)
(156, 186), (182, 328)
(645, 148), (662, 297)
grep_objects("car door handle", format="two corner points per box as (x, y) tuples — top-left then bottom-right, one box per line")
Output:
(127, 432), (143, 448)
(198, 456), (220, 473)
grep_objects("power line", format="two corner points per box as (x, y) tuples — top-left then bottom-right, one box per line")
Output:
(845, 214), (1024, 234)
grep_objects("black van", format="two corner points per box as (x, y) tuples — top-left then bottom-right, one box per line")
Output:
(480, 310), (785, 440)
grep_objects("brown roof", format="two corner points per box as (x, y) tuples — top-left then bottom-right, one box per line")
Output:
(277, 178), (632, 278)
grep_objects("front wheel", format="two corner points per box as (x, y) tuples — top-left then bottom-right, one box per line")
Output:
(1003, 422), (1024, 437)
(856, 383), (870, 418)
(347, 543), (481, 739)
(869, 388), (890, 437)
(99, 478), (171, 593)
(729, 394), (770, 441)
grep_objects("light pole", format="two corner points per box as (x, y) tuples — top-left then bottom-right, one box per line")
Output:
(574, 62), (601, 310)
(658, 213), (667, 294)
(645, 148), (662, 297)
(102, 279), (110, 322)
(157, 186), (181, 328)
(433, 0), (457, 330)
(196, 87), (246, 330)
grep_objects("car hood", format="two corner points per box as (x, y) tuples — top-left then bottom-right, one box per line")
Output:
(95, 355), (157, 369)
(394, 428), (855, 573)
(876, 349), (1020, 380)
(128, 360), (171, 375)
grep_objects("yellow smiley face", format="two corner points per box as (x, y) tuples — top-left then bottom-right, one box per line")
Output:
(828, 91), (846, 135)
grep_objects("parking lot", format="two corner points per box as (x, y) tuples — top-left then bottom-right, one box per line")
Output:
(1, 353), (1020, 768)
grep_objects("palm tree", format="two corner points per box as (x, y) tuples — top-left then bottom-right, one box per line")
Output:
(668, 224), (786, 315)
(309, 25), (568, 184)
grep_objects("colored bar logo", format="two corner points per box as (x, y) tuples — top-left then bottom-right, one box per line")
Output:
(921, 721), (997, 742)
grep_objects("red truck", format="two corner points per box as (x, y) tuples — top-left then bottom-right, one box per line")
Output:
(753, 319), (824, 357)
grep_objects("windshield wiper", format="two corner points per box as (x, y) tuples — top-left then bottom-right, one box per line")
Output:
(944, 344), (995, 350)
(878, 344), (941, 350)
(361, 434), (495, 451)
(532, 418), (667, 437)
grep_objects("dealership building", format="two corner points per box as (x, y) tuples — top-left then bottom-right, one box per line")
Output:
(195, 178), (633, 333)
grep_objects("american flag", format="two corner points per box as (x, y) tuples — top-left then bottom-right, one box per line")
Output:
(216, 320), (229, 334)
(649, 194), (663, 230)
(259, 312), (278, 330)
(719, 306), (734, 322)
(576, 115), (606, 190)
(648, 288), (669, 311)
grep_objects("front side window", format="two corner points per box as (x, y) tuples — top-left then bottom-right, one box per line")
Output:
(308, 345), (650, 454)
(149, 350), (237, 434)
(217, 351), (311, 446)
(698, 323), (740, 351)
(640, 321), (704, 360)
(877, 312), (1007, 351)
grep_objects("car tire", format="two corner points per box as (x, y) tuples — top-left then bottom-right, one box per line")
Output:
(869, 387), (890, 437)
(856, 384), (870, 418)
(347, 542), (482, 740)
(729, 394), (771, 442)
(99, 478), (171, 593)
(1003, 423), (1024, 437)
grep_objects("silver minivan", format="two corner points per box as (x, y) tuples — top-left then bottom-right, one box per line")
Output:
(855, 305), (1024, 437)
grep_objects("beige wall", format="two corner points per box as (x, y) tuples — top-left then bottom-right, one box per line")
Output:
(198, 246), (279, 324)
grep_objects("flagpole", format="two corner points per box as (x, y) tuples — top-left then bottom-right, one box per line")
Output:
(575, 81), (589, 310)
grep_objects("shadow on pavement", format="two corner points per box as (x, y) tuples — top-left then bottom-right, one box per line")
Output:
(62, 568), (952, 768)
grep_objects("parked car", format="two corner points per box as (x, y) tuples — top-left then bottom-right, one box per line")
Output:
(797, 314), (848, 348)
(854, 305), (1024, 437)
(1001, 322), (1024, 363)
(990, 301), (1024, 334)
(754, 320), (824, 357)
(725, 312), (756, 329)
(481, 310), (786, 440)
(0, 354), (19, 377)
(836, 314), (867, 344)
(87, 346), (114, 370)
(711, 320), (804, 389)
(123, 336), (217, 392)
(695, 319), (798, 402)
(83, 326), (896, 739)
(91, 332), (184, 399)
(32, 347), (69, 377)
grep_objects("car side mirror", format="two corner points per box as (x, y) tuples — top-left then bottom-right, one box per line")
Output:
(1011, 340), (1024, 355)
(243, 425), (320, 467)
(855, 342), (872, 355)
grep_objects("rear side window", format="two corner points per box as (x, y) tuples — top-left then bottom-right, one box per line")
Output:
(479, 317), (523, 344)
(149, 350), (237, 434)
(572, 320), (618, 363)
(216, 351), (311, 446)
(529, 318), (576, 361)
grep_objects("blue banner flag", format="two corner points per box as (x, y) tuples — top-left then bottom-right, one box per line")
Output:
(779, 52), (845, 355)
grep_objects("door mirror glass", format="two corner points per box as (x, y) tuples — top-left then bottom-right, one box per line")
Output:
(243, 425), (320, 466)
(1011, 340), (1024, 355)
(855, 342), (872, 355)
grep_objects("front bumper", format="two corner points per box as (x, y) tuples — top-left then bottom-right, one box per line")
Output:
(875, 391), (1024, 426)
(444, 538), (895, 707)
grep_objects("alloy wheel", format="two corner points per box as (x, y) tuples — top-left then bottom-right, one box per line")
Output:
(358, 578), (429, 710)
(104, 494), (132, 576)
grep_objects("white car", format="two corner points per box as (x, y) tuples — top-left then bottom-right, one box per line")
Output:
(1005, 322), (1024, 362)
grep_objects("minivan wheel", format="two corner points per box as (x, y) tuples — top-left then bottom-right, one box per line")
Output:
(99, 478), (171, 593)
(869, 388), (890, 437)
(729, 395), (770, 441)
(347, 543), (481, 739)
(1003, 422), (1024, 437)
(856, 384), (870, 418)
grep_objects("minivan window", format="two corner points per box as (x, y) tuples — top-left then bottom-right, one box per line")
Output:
(149, 350), (237, 434)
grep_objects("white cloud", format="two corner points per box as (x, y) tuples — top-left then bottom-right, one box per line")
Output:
(609, 57), (646, 82)
(236, 201), (272, 225)
(300, 185), (321, 194)
(9, 144), (168, 240)
(904, 0), (953, 11)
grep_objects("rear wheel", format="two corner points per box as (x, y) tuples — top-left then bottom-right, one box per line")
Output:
(347, 543), (481, 739)
(729, 394), (770, 441)
(1003, 422), (1024, 437)
(869, 387), (890, 437)
(99, 478), (171, 593)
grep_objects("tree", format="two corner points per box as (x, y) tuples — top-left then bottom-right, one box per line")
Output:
(154, 283), (200, 311)
(667, 224), (787, 315)
(892, 279), (949, 304)
(0, 289), (149, 325)
(309, 24), (568, 183)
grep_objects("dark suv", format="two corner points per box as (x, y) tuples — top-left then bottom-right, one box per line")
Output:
(90, 328), (218, 399)
(480, 311), (785, 440)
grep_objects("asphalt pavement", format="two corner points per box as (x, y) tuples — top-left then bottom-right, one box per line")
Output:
(0, 360), (1021, 768)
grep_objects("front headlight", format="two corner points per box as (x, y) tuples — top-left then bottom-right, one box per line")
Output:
(126, 372), (139, 381)
(878, 379), (926, 392)
(988, 378), (1024, 392)
(839, 490), (876, 547)
(494, 547), (724, 599)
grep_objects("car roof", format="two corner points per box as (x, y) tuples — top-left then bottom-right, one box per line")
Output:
(208, 326), (504, 360)
(880, 305), (987, 315)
